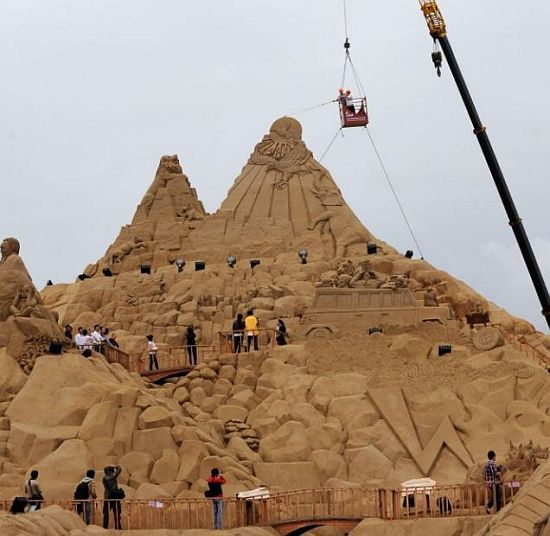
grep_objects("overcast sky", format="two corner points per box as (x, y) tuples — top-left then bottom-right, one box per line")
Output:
(1, 0), (549, 331)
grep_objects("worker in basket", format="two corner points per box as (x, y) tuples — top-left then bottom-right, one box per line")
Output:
(338, 88), (355, 114)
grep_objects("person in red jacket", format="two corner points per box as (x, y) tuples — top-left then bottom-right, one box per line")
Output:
(207, 468), (226, 529)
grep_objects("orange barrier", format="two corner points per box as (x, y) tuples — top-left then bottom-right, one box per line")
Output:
(0, 483), (521, 530)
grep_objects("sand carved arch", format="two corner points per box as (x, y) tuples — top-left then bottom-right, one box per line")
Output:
(368, 388), (474, 475)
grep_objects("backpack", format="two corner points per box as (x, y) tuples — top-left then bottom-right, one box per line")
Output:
(74, 480), (90, 500)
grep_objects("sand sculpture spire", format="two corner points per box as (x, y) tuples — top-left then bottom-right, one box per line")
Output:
(215, 116), (371, 258)
(87, 155), (207, 276)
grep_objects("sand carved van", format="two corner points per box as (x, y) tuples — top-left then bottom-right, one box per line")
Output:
(301, 287), (455, 337)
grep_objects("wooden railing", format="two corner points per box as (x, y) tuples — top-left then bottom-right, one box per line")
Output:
(104, 344), (217, 377)
(218, 328), (276, 354)
(0, 483), (522, 530)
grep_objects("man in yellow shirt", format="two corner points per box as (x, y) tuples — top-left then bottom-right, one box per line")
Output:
(244, 309), (259, 351)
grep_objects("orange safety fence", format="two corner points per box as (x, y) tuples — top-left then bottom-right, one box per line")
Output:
(0, 483), (522, 529)
(104, 344), (217, 376)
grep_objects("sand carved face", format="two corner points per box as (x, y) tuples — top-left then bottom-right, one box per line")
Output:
(0, 237), (20, 262)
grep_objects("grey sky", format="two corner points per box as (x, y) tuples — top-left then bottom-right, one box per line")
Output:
(1, 0), (548, 331)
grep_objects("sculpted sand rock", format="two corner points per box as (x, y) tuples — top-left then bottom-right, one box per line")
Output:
(0, 237), (63, 371)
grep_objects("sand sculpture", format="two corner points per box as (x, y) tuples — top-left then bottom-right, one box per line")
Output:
(0, 118), (550, 535)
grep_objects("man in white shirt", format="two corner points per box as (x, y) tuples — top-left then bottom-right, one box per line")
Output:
(81, 329), (93, 351)
(91, 325), (105, 352)
(74, 327), (84, 349)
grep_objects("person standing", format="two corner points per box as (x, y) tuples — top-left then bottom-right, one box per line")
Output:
(244, 310), (259, 352)
(232, 313), (245, 353)
(186, 325), (198, 366)
(146, 335), (159, 371)
(74, 327), (84, 349)
(74, 469), (97, 525)
(102, 465), (123, 529)
(25, 470), (44, 511)
(484, 450), (503, 513)
(207, 468), (226, 529)
(275, 318), (287, 346)
(64, 324), (73, 342)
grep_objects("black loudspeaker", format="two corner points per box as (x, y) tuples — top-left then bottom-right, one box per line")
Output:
(77, 273), (90, 281)
(367, 243), (377, 254)
(140, 264), (151, 274)
(250, 259), (261, 269)
(49, 340), (63, 355)
(369, 327), (383, 335)
(46, 280), (53, 286)
(405, 250), (414, 259)
(195, 261), (206, 271)
(102, 267), (113, 277)
(81, 349), (92, 358)
(438, 344), (452, 356)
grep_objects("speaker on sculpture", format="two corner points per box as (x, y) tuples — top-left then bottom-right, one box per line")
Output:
(102, 267), (113, 277)
(405, 250), (414, 259)
(438, 344), (452, 356)
(227, 256), (237, 268)
(298, 249), (308, 265)
(77, 273), (90, 281)
(140, 264), (151, 275)
(250, 259), (261, 269)
(195, 261), (206, 271)
(367, 243), (377, 255)
(49, 340), (63, 355)
(175, 259), (185, 272)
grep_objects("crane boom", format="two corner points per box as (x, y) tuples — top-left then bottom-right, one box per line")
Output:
(418, 0), (550, 330)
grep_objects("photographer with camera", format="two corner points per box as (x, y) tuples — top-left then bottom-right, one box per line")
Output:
(484, 450), (504, 513)
(102, 465), (124, 529)
(205, 467), (226, 529)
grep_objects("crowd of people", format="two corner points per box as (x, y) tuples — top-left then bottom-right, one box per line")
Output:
(231, 310), (287, 353)
(64, 324), (119, 356)
(15, 466), (124, 528)
(14, 465), (225, 530)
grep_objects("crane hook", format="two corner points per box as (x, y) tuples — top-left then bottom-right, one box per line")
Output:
(432, 51), (442, 77)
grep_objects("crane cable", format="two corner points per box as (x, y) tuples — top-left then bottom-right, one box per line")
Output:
(365, 127), (426, 259)
(319, 127), (343, 163)
(339, 0), (426, 259)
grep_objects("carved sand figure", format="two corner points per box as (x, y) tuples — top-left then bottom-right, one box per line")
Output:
(0, 236), (20, 263)
(350, 259), (382, 288)
(424, 287), (439, 306)
(9, 285), (44, 319)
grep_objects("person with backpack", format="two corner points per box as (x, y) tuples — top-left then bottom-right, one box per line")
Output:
(102, 465), (124, 529)
(24, 470), (44, 511)
(74, 469), (97, 524)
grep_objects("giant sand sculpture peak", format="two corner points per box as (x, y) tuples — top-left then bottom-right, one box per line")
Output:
(89, 117), (374, 276)
(209, 116), (372, 258)
(87, 154), (207, 276)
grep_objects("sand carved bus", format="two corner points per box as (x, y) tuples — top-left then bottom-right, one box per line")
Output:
(301, 287), (455, 337)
